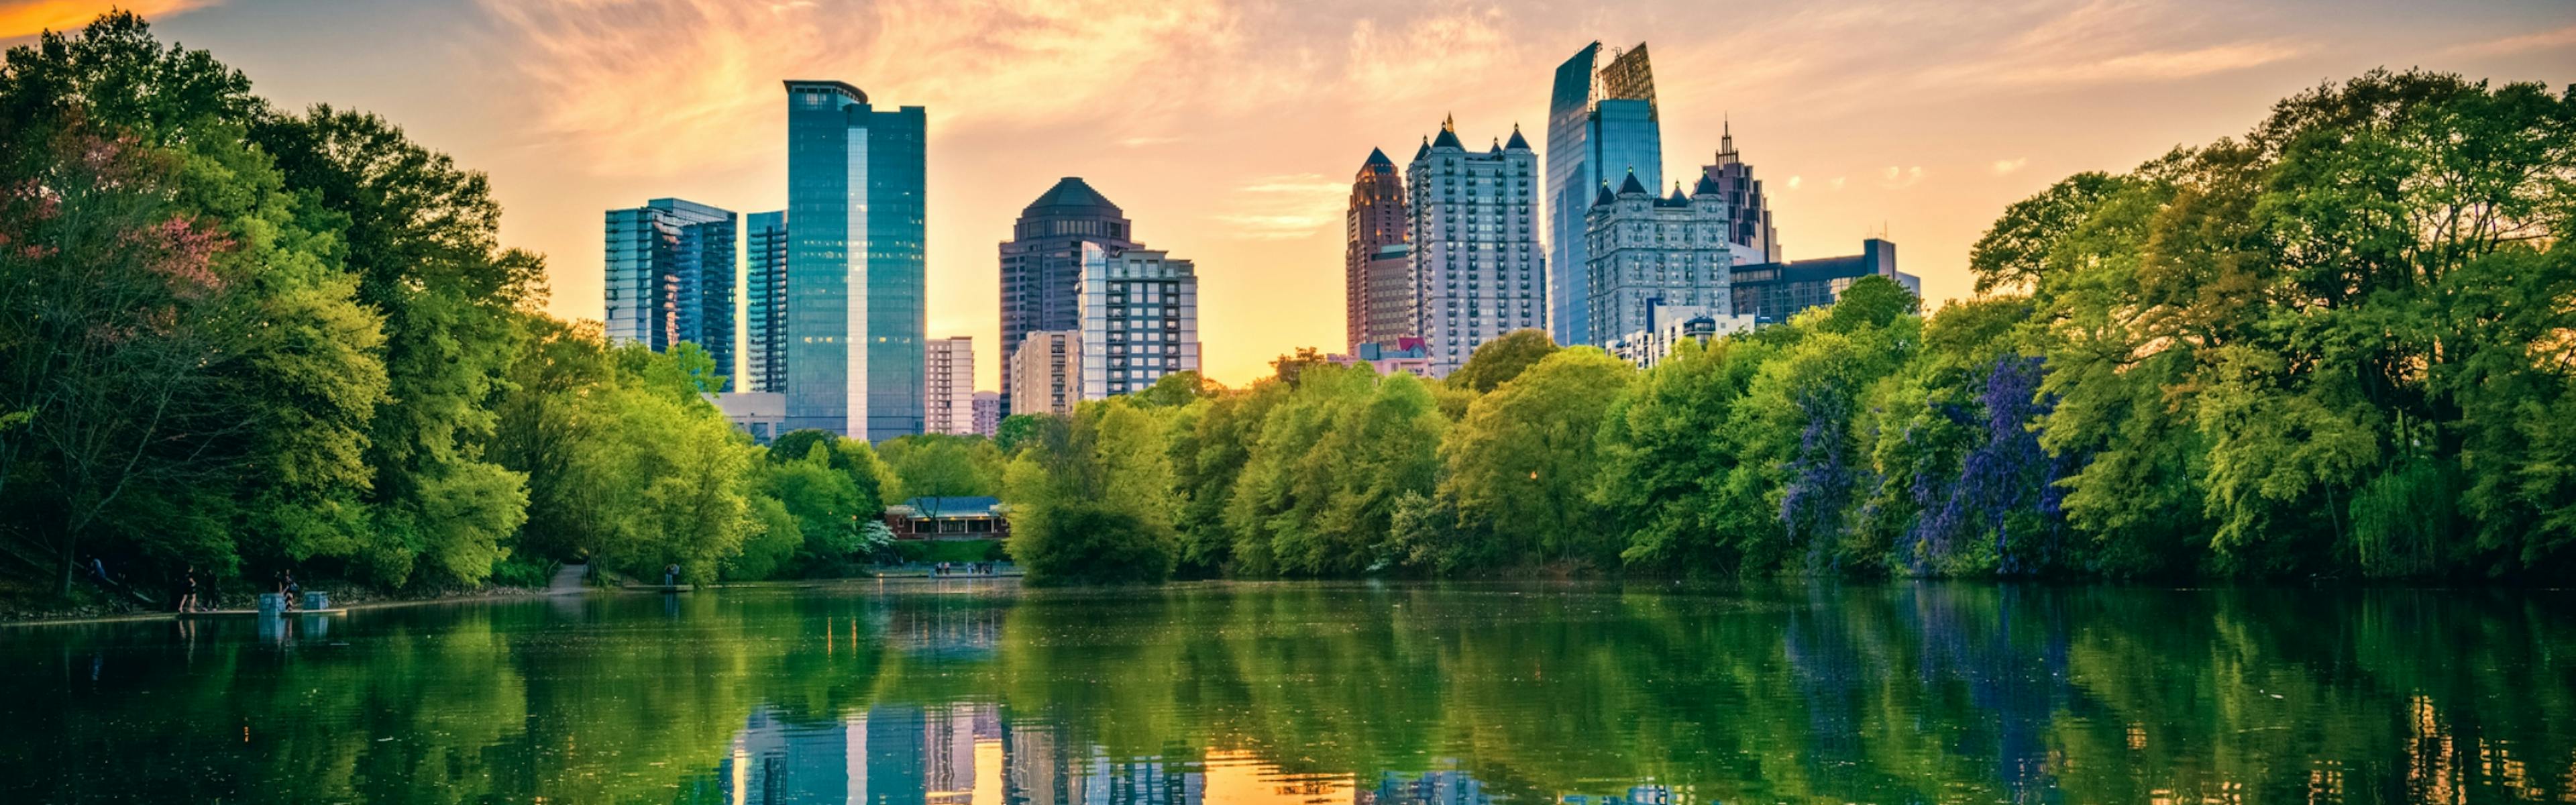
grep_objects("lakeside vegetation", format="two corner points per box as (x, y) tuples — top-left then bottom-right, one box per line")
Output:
(1002, 69), (2576, 584)
(1, 14), (2569, 606)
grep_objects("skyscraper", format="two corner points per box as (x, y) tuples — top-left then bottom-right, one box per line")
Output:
(924, 336), (975, 435)
(1546, 42), (1662, 349)
(782, 80), (925, 440)
(603, 198), (736, 388)
(745, 210), (788, 393)
(1585, 172), (1735, 345)
(1077, 244), (1199, 400)
(1701, 123), (1783, 263)
(1345, 148), (1410, 351)
(1408, 117), (1545, 377)
(999, 178), (1134, 415)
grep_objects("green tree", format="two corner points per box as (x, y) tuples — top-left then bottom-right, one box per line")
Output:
(1440, 348), (1635, 567)
(1446, 329), (1560, 393)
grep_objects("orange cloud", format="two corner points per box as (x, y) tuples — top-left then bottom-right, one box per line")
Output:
(0, 0), (218, 40)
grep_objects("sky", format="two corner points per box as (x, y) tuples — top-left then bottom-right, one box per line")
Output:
(7, 0), (2571, 388)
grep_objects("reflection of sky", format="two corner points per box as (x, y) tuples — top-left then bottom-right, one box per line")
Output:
(58, 1), (2576, 387)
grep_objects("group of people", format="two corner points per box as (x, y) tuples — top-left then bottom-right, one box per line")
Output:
(932, 561), (995, 576)
(167, 567), (301, 612)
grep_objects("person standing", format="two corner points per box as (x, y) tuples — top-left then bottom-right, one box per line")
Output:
(664, 564), (680, 587)
(174, 566), (199, 613)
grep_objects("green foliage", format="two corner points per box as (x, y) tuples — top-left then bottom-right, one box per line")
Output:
(1008, 502), (1175, 586)
(1446, 328), (1560, 393)
(878, 433), (1004, 501)
(1440, 349), (1635, 568)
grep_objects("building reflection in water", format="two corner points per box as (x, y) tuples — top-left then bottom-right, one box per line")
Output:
(716, 707), (1690, 805)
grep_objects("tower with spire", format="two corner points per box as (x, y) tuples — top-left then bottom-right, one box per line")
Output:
(1405, 116), (1544, 377)
(1702, 119), (1782, 262)
(1546, 41), (1665, 349)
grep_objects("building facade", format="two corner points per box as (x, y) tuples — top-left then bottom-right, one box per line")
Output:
(1545, 42), (1662, 349)
(999, 178), (1136, 415)
(1327, 337), (1434, 377)
(969, 391), (999, 437)
(782, 79), (926, 440)
(1583, 172), (1735, 346)
(1605, 304), (1756, 369)
(924, 336), (975, 435)
(1731, 238), (1919, 322)
(604, 198), (737, 388)
(1407, 117), (1545, 377)
(1345, 148), (1410, 351)
(743, 210), (788, 393)
(1701, 123), (1782, 263)
(1008, 330), (1080, 417)
(1077, 244), (1199, 400)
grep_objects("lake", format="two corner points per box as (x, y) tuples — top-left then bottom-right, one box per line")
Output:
(0, 580), (2567, 803)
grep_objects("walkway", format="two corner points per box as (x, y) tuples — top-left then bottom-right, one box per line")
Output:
(546, 562), (588, 595)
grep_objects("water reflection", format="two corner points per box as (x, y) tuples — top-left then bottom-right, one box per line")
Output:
(0, 582), (2568, 803)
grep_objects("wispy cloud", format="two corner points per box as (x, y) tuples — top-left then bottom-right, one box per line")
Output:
(0, 0), (219, 39)
(2445, 23), (2576, 56)
(1119, 135), (1185, 148)
(1882, 166), (1923, 189)
(473, 0), (1246, 176)
(1991, 157), (2028, 175)
(1786, 175), (1803, 191)
(1829, 176), (1847, 191)
(1212, 172), (1345, 239)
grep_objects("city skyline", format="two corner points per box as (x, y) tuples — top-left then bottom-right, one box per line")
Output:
(80, 0), (2576, 388)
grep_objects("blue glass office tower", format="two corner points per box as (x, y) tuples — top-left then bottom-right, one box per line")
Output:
(1545, 42), (1662, 348)
(783, 80), (926, 440)
(744, 210), (788, 393)
(603, 198), (736, 390)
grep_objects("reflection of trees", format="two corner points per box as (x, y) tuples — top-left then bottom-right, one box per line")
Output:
(0, 584), (2569, 802)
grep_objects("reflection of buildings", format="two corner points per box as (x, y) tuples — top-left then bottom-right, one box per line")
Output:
(1367, 769), (1489, 805)
(719, 705), (1212, 805)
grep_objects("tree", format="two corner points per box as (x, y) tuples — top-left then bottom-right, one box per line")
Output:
(1440, 348), (1635, 567)
(1447, 329), (1559, 393)
(877, 433), (1004, 503)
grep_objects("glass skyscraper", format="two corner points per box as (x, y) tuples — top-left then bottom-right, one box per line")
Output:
(744, 210), (788, 393)
(1545, 42), (1662, 349)
(782, 80), (925, 440)
(603, 197), (736, 389)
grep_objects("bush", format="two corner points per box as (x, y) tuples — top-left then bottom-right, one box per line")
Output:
(892, 539), (1008, 564)
(1008, 503), (1176, 586)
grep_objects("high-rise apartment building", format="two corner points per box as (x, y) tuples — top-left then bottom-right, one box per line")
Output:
(969, 391), (999, 437)
(1077, 244), (1199, 400)
(782, 79), (925, 440)
(1346, 148), (1410, 351)
(1546, 42), (1663, 350)
(1008, 331), (1080, 417)
(1584, 172), (1735, 345)
(1701, 124), (1782, 263)
(604, 198), (736, 388)
(1407, 117), (1544, 377)
(743, 210), (788, 393)
(924, 336), (975, 435)
(999, 178), (1135, 415)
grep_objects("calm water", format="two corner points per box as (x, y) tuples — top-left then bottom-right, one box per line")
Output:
(0, 581), (2569, 804)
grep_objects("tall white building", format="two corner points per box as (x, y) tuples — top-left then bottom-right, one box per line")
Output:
(1008, 331), (1080, 417)
(924, 336), (975, 435)
(1077, 244), (1200, 400)
(1407, 116), (1546, 376)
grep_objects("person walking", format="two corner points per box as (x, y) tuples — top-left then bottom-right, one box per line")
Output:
(174, 566), (199, 613)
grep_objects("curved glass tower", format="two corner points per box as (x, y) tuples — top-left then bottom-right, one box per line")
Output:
(782, 80), (926, 441)
(1544, 42), (1662, 348)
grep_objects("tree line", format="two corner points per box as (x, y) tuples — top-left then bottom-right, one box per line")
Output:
(1000, 68), (2576, 584)
(0, 15), (1003, 603)
(4, 15), (2569, 600)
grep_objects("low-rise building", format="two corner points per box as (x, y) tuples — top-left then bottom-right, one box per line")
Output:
(706, 391), (786, 444)
(1605, 303), (1756, 368)
(1327, 337), (1434, 377)
(883, 496), (1010, 539)
(1731, 238), (1917, 323)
